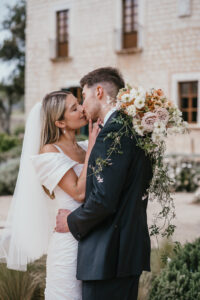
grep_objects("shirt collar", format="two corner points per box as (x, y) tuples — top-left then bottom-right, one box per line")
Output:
(103, 107), (117, 126)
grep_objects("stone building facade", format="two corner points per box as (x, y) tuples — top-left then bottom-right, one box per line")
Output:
(25, 0), (200, 154)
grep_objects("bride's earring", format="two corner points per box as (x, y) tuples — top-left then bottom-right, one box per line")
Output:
(63, 128), (66, 134)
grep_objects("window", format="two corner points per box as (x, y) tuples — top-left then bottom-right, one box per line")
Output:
(179, 81), (198, 123)
(177, 0), (191, 17)
(57, 10), (69, 57)
(123, 0), (138, 49)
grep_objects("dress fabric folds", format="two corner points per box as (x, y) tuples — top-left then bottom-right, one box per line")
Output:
(31, 141), (88, 300)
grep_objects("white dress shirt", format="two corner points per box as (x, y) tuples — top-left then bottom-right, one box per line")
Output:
(103, 107), (117, 126)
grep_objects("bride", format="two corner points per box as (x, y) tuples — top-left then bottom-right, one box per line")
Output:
(0, 90), (101, 299)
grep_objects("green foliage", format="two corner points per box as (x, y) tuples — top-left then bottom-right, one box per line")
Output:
(0, 144), (22, 163)
(166, 156), (200, 193)
(0, 157), (19, 195)
(149, 238), (200, 300)
(0, 133), (20, 152)
(0, 0), (25, 133)
(0, 0), (25, 71)
(0, 133), (21, 195)
(0, 256), (46, 300)
(150, 239), (176, 274)
(138, 239), (176, 300)
(13, 125), (25, 137)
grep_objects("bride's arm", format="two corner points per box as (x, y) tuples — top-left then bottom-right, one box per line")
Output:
(58, 120), (101, 202)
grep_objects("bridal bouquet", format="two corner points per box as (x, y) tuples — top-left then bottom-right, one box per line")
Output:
(114, 85), (188, 238)
(93, 85), (188, 239)
(116, 85), (188, 153)
(93, 85), (188, 238)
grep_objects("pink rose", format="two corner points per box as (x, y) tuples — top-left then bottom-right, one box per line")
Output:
(141, 112), (158, 132)
(155, 108), (169, 124)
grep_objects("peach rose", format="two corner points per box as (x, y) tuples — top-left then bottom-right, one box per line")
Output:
(141, 112), (158, 132)
(155, 108), (169, 124)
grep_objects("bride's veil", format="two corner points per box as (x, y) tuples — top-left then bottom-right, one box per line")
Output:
(0, 102), (52, 271)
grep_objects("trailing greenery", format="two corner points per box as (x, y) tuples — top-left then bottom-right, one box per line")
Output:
(91, 112), (176, 238)
(149, 238), (200, 300)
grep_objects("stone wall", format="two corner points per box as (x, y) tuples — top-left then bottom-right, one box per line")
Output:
(25, 0), (200, 153)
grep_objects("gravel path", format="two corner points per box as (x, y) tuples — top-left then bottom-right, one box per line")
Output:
(0, 193), (199, 245)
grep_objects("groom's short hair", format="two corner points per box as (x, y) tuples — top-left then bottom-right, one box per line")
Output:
(80, 67), (125, 98)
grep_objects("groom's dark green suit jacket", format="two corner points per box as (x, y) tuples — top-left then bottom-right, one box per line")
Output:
(68, 111), (153, 281)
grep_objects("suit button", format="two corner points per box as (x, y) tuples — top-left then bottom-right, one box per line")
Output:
(114, 225), (118, 229)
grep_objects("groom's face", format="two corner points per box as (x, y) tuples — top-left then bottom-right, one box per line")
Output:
(82, 85), (99, 121)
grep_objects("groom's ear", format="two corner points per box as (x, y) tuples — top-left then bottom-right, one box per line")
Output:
(96, 85), (104, 100)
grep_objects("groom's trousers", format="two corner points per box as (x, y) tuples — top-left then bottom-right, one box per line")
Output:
(82, 275), (140, 300)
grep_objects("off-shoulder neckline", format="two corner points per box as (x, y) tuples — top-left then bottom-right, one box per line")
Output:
(34, 141), (87, 165)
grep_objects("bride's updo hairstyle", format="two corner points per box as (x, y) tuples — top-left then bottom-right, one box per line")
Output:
(40, 90), (71, 149)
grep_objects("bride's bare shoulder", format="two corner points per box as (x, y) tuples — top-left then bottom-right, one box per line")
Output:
(40, 144), (59, 154)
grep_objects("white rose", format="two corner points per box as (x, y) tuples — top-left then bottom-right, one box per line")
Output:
(155, 108), (169, 125)
(130, 86), (145, 100)
(152, 132), (163, 143)
(141, 112), (158, 132)
(126, 104), (136, 117)
(133, 120), (144, 136)
(121, 93), (131, 103)
(134, 96), (145, 109)
(134, 125), (144, 136)
(153, 121), (166, 134)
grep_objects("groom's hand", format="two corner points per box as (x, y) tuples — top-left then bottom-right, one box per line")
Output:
(55, 209), (71, 233)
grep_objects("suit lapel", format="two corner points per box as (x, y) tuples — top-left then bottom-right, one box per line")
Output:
(85, 111), (119, 198)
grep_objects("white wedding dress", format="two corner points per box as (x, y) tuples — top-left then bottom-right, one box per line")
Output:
(31, 140), (88, 300)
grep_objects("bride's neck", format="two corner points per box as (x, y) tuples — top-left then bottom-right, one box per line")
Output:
(59, 129), (77, 146)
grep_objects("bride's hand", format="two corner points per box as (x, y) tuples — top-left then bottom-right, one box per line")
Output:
(88, 118), (102, 152)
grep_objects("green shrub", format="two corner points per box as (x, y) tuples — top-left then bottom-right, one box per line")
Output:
(149, 238), (200, 300)
(13, 125), (25, 137)
(0, 133), (20, 152)
(0, 256), (46, 300)
(166, 156), (200, 192)
(138, 239), (175, 300)
(0, 145), (22, 163)
(0, 158), (20, 195)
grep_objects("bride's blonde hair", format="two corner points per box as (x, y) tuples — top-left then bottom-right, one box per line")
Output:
(40, 90), (71, 149)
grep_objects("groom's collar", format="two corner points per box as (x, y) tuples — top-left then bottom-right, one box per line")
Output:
(103, 107), (117, 126)
(102, 110), (118, 130)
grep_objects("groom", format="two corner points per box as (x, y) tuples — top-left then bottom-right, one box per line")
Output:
(56, 67), (153, 300)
